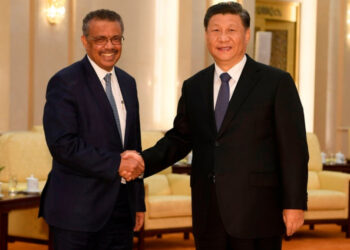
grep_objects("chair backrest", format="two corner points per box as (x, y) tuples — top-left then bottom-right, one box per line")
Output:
(167, 173), (191, 196)
(141, 130), (164, 150)
(306, 133), (322, 190)
(0, 131), (52, 182)
(307, 133), (323, 172)
(144, 174), (171, 196)
(31, 125), (44, 133)
(141, 130), (172, 175)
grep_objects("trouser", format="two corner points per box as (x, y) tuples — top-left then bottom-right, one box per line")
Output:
(51, 184), (133, 250)
(194, 182), (282, 250)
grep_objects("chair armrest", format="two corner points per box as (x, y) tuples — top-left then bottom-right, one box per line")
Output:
(167, 173), (191, 196)
(144, 182), (149, 198)
(144, 174), (171, 196)
(318, 171), (350, 193)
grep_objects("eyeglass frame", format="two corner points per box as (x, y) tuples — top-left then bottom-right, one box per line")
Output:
(87, 35), (125, 46)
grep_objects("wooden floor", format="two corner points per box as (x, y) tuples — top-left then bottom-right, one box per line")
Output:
(8, 225), (350, 250)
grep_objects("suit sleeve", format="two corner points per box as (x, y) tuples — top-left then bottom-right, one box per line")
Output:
(274, 73), (309, 210)
(142, 81), (193, 177)
(43, 74), (120, 182)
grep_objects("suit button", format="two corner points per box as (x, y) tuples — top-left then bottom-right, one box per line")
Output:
(215, 141), (220, 147)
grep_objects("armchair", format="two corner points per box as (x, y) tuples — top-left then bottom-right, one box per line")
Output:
(0, 129), (51, 243)
(304, 133), (350, 237)
(136, 131), (192, 250)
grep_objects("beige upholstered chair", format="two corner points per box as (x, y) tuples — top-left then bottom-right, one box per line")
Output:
(0, 129), (51, 243)
(136, 131), (192, 250)
(0, 129), (192, 248)
(304, 133), (350, 237)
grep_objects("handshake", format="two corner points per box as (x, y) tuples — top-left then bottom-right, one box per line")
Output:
(119, 150), (145, 182)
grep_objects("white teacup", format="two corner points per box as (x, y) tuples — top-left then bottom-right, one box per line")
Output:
(27, 174), (39, 193)
(321, 152), (326, 164)
(336, 152), (345, 164)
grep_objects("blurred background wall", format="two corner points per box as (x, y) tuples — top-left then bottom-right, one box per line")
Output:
(0, 0), (349, 156)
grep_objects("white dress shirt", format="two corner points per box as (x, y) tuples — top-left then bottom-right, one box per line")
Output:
(213, 55), (247, 108)
(88, 56), (126, 145)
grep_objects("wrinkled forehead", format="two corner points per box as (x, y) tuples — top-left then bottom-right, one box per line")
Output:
(86, 19), (123, 35)
(207, 14), (245, 28)
(85, 18), (123, 36)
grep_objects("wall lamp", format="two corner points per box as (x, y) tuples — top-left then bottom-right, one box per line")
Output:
(45, 0), (66, 25)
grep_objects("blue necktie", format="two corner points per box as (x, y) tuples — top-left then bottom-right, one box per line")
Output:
(105, 73), (127, 184)
(104, 73), (122, 141)
(215, 73), (231, 131)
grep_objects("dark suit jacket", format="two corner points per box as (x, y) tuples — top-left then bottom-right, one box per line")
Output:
(142, 55), (308, 239)
(40, 56), (145, 232)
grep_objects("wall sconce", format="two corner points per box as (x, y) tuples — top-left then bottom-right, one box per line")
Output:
(45, 0), (66, 25)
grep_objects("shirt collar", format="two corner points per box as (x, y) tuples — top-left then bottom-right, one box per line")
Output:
(214, 55), (247, 83)
(87, 56), (115, 83)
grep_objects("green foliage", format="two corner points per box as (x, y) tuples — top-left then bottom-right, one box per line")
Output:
(0, 166), (4, 172)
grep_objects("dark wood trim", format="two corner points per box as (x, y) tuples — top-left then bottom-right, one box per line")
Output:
(323, 163), (350, 174)
(134, 226), (193, 250)
(7, 236), (48, 245)
(172, 163), (191, 175)
(0, 193), (52, 249)
(348, 179), (350, 238)
(142, 227), (193, 237)
(304, 219), (348, 225)
(0, 212), (8, 250)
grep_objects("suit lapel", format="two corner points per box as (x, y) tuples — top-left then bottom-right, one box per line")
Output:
(217, 56), (261, 137)
(82, 56), (122, 144)
(199, 65), (217, 135)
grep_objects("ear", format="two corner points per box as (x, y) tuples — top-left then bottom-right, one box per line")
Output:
(81, 35), (88, 49)
(245, 28), (251, 44)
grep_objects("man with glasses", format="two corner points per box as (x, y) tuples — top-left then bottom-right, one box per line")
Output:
(40, 9), (145, 250)
(123, 2), (308, 250)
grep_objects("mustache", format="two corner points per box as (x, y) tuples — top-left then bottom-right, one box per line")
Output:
(100, 49), (118, 53)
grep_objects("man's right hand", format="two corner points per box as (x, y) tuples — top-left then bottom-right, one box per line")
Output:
(119, 150), (145, 181)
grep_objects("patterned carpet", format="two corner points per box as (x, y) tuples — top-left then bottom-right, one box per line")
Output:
(8, 225), (350, 250)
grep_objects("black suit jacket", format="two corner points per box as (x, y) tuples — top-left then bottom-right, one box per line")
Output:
(40, 56), (145, 232)
(143, 55), (308, 238)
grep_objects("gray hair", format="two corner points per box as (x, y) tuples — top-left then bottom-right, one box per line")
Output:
(82, 9), (124, 36)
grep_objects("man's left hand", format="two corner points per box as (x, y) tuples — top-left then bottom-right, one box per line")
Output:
(134, 212), (145, 231)
(283, 209), (304, 236)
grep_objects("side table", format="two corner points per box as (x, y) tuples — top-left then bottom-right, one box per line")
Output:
(172, 163), (191, 175)
(323, 163), (350, 174)
(0, 192), (53, 250)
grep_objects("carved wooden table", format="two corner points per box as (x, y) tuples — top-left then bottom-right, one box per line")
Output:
(0, 192), (52, 250)
(323, 162), (350, 174)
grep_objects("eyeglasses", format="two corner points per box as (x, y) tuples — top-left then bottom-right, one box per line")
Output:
(88, 35), (125, 45)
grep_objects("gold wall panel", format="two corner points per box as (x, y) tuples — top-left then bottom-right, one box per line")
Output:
(255, 0), (300, 87)
(256, 1), (299, 22)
